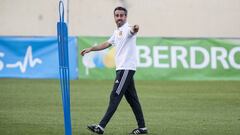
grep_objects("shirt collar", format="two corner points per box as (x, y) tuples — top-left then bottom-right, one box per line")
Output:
(118, 22), (129, 30)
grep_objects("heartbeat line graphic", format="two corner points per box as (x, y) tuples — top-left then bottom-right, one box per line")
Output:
(6, 46), (42, 73)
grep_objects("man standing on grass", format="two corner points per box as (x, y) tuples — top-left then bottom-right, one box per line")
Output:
(80, 6), (147, 135)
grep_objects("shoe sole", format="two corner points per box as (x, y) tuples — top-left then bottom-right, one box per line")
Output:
(129, 131), (148, 135)
(86, 127), (103, 135)
(86, 127), (96, 134)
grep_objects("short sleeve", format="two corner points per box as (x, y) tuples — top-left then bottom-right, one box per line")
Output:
(127, 26), (135, 37)
(107, 33), (115, 46)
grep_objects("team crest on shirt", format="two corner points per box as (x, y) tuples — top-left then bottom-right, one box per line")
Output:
(118, 31), (123, 37)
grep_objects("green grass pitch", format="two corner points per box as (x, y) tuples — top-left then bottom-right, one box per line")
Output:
(0, 79), (240, 135)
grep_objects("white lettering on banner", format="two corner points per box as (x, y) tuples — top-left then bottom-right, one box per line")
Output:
(171, 46), (189, 68)
(229, 47), (240, 69)
(153, 46), (169, 68)
(211, 47), (229, 69)
(137, 45), (240, 69)
(190, 47), (209, 69)
(0, 52), (4, 71)
(137, 46), (152, 67)
(6, 46), (42, 73)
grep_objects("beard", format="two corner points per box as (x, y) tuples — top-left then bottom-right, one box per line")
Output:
(116, 20), (125, 27)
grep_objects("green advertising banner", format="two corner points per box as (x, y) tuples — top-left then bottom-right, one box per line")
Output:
(78, 37), (240, 80)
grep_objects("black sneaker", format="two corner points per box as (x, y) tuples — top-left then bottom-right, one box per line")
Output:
(87, 124), (104, 134)
(130, 127), (148, 134)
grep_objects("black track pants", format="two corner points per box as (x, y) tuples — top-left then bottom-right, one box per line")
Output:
(99, 70), (146, 128)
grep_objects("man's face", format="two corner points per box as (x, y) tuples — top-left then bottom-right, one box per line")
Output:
(114, 10), (127, 28)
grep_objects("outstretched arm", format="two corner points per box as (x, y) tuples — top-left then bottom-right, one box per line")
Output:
(80, 41), (111, 56)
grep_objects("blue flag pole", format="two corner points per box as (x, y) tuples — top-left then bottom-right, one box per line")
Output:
(57, 1), (72, 135)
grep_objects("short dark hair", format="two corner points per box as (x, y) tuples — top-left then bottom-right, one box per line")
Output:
(114, 6), (128, 16)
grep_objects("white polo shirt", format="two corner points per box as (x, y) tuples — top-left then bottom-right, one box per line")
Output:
(107, 22), (138, 71)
